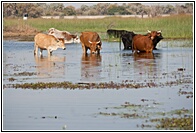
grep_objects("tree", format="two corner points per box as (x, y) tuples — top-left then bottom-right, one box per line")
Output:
(95, 3), (110, 15)
(108, 4), (131, 15)
(3, 2), (193, 18)
(28, 6), (43, 18)
(64, 6), (76, 16)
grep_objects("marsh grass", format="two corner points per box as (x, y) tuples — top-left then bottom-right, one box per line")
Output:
(3, 14), (193, 39)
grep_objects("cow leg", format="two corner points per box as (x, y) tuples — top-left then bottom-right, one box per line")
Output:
(125, 43), (129, 50)
(149, 48), (153, 53)
(47, 49), (52, 56)
(34, 44), (38, 55)
(97, 49), (100, 54)
(132, 43), (135, 53)
(82, 43), (87, 53)
(40, 49), (43, 56)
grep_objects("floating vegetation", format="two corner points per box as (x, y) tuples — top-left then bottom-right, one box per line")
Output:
(178, 89), (193, 99)
(98, 100), (193, 130)
(13, 72), (37, 76)
(8, 77), (16, 82)
(99, 112), (145, 119)
(3, 75), (193, 90)
(5, 81), (145, 90)
(151, 117), (193, 130)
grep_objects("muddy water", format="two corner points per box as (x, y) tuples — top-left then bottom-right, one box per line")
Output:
(3, 40), (193, 130)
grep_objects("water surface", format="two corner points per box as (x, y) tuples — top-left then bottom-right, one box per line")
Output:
(3, 40), (193, 130)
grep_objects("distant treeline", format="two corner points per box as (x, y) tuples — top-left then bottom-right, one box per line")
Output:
(3, 3), (193, 18)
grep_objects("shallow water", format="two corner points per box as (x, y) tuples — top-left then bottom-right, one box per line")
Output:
(3, 40), (193, 130)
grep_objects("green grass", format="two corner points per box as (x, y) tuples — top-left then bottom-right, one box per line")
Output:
(3, 14), (193, 39)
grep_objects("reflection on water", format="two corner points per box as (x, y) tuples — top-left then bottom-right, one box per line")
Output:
(81, 53), (102, 82)
(132, 52), (162, 82)
(133, 52), (155, 60)
(34, 55), (66, 78)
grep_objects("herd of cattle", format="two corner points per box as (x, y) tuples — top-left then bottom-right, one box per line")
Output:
(34, 28), (163, 56)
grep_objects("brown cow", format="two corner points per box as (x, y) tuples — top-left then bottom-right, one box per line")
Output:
(132, 30), (162, 53)
(34, 33), (66, 56)
(80, 32), (102, 54)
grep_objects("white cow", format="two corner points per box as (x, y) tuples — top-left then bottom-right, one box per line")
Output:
(48, 28), (80, 43)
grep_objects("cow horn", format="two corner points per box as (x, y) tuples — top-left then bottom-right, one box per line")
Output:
(157, 30), (162, 33)
(89, 40), (93, 44)
(96, 41), (100, 44)
(147, 30), (151, 33)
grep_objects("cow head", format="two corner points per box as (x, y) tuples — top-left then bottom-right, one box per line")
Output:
(48, 28), (56, 35)
(73, 35), (80, 43)
(88, 40), (101, 54)
(147, 30), (163, 40)
(56, 38), (66, 50)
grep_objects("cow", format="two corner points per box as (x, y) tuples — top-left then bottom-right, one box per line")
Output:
(34, 33), (66, 56)
(132, 30), (162, 53)
(120, 31), (136, 50)
(120, 30), (163, 50)
(107, 29), (129, 38)
(48, 28), (80, 43)
(80, 32), (102, 54)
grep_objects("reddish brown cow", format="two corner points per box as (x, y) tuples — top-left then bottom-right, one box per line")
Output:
(80, 32), (102, 54)
(132, 30), (162, 53)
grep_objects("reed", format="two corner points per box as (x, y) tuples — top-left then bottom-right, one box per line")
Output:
(3, 14), (193, 39)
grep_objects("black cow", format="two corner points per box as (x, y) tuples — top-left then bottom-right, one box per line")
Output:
(120, 31), (136, 50)
(120, 30), (163, 50)
(107, 29), (129, 38)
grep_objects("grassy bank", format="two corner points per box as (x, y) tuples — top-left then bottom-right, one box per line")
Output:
(3, 14), (193, 40)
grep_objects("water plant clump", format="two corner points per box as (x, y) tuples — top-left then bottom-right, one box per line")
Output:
(151, 117), (193, 130)
(4, 76), (193, 90)
(98, 100), (193, 130)
(5, 81), (146, 90)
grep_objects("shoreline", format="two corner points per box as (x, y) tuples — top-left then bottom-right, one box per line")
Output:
(3, 32), (193, 42)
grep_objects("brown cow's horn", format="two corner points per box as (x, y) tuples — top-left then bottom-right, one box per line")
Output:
(96, 41), (100, 44)
(88, 40), (93, 44)
(147, 30), (151, 33)
(157, 30), (162, 33)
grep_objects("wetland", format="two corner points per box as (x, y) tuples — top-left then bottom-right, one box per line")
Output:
(3, 39), (193, 130)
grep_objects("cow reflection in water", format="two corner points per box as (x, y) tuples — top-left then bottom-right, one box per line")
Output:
(133, 52), (160, 81)
(34, 55), (66, 78)
(81, 54), (102, 82)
